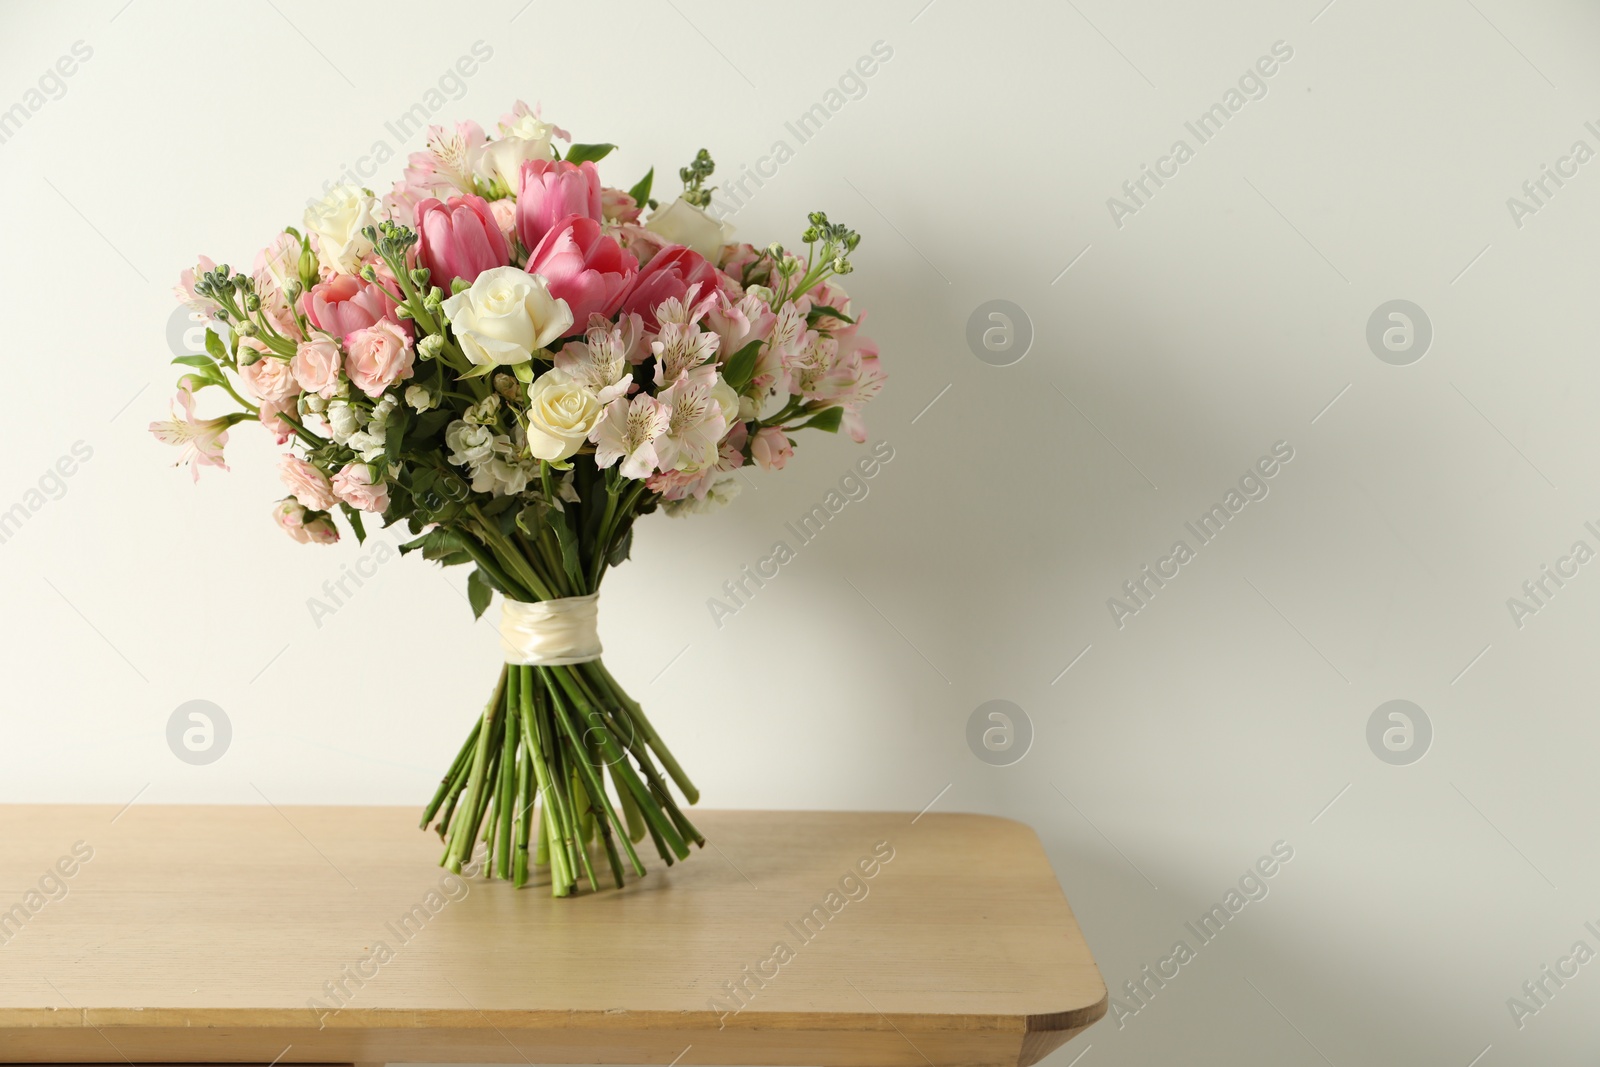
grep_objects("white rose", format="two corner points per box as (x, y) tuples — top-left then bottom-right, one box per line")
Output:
(525, 368), (602, 462)
(441, 266), (573, 368)
(645, 196), (734, 260)
(710, 376), (740, 428)
(303, 185), (378, 275)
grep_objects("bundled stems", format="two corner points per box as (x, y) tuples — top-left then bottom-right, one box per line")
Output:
(426, 659), (699, 894)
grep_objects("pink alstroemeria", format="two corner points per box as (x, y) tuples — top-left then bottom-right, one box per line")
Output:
(149, 389), (229, 482)
(591, 393), (671, 480)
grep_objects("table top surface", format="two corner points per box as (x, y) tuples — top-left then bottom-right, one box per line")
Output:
(0, 806), (1105, 1065)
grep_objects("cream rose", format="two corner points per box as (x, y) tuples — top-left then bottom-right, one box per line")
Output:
(303, 184), (379, 275)
(441, 266), (573, 368)
(645, 195), (734, 261)
(525, 368), (601, 462)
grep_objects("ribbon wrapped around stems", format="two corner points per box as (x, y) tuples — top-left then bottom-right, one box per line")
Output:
(500, 594), (603, 666)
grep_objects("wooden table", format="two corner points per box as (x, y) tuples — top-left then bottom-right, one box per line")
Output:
(0, 806), (1106, 1066)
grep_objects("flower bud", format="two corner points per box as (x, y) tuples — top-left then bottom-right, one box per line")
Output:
(417, 334), (444, 361)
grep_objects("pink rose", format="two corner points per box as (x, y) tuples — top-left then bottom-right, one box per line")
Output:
(238, 349), (301, 406)
(298, 274), (403, 342)
(750, 427), (793, 471)
(601, 187), (642, 224)
(291, 335), (343, 397)
(272, 498), (339, 545)
(619, 244), (735, 332)
(279, 455), (338, 511)
(416, 194), (511, 290)
(344, 321), (415, 398)
(524, 215), (638, 332)
(516, 159), (602, 251)
(332, 463), (390, 513)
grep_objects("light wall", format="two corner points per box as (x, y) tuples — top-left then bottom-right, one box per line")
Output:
(2, 1), (1598, 1063)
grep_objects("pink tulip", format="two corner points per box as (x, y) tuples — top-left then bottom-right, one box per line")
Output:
(618, 244), (733, 332)
(516, 159), (602, 251)
(298, 274), (404, 343)
(525, 215), (638, 333)
(415, 194), (510, 290)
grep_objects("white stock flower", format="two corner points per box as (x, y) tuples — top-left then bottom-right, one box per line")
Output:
(446, 421), (500, 466)
(525, 368), (602, 462)
(304, 185), (379, 275)
(326, 400), (361, 444)
(405, 385), (436, 411)
(645, 196), (734, 260)
(440, 266), (573, 368)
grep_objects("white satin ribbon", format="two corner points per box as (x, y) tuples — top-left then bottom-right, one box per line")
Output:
(500, 594), (603, 666)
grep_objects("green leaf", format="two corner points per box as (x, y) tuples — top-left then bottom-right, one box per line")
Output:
(606, 525), (634, 569)
(547, 508), (585, 592)
(626, 167), (654, 207)
(566, 143), (617, 165)
(384, 404), (411, 464)
(341, 504), (367, 543)
(798, 407), (843, 433)
(459, 362), (497, 379)
(203, 328), (227, 363)
(807, 304), (856, 326)
(720, 339), (764, 392)
(411, 409), (452, 439)
(467, 567), (494, 620)
(172, 354), (218, 369)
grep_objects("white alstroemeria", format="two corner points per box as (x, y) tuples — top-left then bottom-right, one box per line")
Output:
(770, 300), (810, 357)
(426, 122), (487, 198)
(656, 374), (727, 472)
(446, 420), (501, 466)
(477, 109), (561, 193)
(303, 184), (378, 275)
(554, 325), (634, 404)
(651, 321), (720, 389)
(591, 393), (671, 480)
(789, 332), (839, 398)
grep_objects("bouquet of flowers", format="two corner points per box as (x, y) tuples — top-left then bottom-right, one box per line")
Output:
(153, 103), (884, 896)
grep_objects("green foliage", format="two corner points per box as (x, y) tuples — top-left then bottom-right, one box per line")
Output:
(566, 143), (617, 165)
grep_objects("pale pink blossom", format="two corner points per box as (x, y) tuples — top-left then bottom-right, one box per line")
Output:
(705, 289), (777, 364)
(751, 427), (793, 471)
(651, 321), (720, 389)
(591, 393), (671, 480)
(331, 463), (390, 513)
(344, 321), (415, 398)
(291, 335), (343, 397)
(173, 255), (218, 316)
(654, 373), (727, 472)
(278, 455), (337, 511)
(239, 352), (301, 406)
(272, 498), (339, 545)
(555, 321), (635, 404)
(149, 389), (229, 482)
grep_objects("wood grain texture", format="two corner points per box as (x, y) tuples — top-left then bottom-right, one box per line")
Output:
(0, 806), (1105, 1065)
